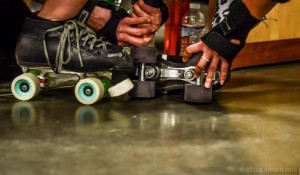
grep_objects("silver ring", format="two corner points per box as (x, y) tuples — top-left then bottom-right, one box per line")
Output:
(201, 56), (210, 62)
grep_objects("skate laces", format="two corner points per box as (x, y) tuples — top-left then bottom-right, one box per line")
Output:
(43, 20), (109, 73)
(79, 26), (109, 50)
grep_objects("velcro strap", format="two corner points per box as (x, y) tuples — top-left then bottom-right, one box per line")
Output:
(219, 16), (237, 37)
(218, 0), (259, 38)
(97, 8), (129, 44)
(77, 0), (116, 24)
(77, 0), (97, 24)
(272, 0), (290, 3)
(160, 3), (169, 25)
(201, 32), (244, 63)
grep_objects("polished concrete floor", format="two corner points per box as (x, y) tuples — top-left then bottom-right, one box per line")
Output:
(0, 61), (300, 175)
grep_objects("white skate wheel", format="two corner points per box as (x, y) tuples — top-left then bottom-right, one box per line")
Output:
(108, 78), (134, 97)
(75, 78), (105, 105)
(11, 73), (40, 101)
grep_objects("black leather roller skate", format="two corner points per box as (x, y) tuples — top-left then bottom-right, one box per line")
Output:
(129, 46), (230, 103)
(11, 17), (134, 105)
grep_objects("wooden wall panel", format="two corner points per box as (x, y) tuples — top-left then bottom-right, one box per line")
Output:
(247, 0), (300, 43)
(208, 0), (300, 69)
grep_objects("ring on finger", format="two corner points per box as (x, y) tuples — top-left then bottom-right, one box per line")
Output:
(201, 56), (210, 62)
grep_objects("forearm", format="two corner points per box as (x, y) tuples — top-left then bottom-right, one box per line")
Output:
(242, 0), (277, 18)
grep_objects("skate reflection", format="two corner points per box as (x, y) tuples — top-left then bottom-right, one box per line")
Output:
(10, 100), (227, 142)
(75, 106), (100, 127)
(11, 101), (37, 126)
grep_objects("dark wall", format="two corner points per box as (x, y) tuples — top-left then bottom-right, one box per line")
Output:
(0, 0), (31, 81)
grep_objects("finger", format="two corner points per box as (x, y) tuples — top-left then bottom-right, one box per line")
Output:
(204, 55), (219, 89)
(121, 17), (151, 26)
(132, 2), (149, 17)
(182, 42), (205, 62)
(136, 0), (161, 14)
(118, 41), (130, 47)
(117, 32), (152, 46)
(118, 23), (153, 37)
(187, 41), (205, 53)
(130, 13), (137, 18)
(194, 55), (211, 78)
(219, 58), (229, 85)
(131, 7), (161, 32)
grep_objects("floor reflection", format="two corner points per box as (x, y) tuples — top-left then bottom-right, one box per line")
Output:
(1, 61), (300, 175)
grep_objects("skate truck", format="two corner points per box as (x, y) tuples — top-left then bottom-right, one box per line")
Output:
(129, 46), (230, 103)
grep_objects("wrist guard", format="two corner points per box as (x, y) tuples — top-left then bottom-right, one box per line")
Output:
(77, 0), (116, 24)
(201, 0), (261, 63)
(132, 0), (169, 25)
(97, 9), (129, 44)
(272, 0), (290, 3)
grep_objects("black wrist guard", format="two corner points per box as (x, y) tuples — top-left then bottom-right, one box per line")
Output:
(77, 0), (116, 24)
(272, 0), (290, 3)
(132, 0), (169, 25)
(201, 0), (261, 63)
(97, 9), (129, 44)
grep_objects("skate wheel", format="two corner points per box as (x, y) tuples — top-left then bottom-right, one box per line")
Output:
(11, 101), (36, 126)
(11, 73), (40, 101)
(108, 78), (134, 97)
(184, 84), (212, 103)
(75, 78), (105, 105)
(131, 46), (157, 64)
(129, 80), (156, 98)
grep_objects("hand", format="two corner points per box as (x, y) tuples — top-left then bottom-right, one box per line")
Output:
(131, 0), (162, 34)
(183, 40), (233, 89)
(116, 16), (154, 46)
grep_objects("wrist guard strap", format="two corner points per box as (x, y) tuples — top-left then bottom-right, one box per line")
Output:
(97, 9), (129, 44)
(77, 0), (116, 24)
(272, 0), (290, 3)
(132, 0), (169, 25)
(201, 0), (261, 63)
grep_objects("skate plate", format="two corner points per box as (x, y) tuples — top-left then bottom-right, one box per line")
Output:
(11, 67), (133, 105)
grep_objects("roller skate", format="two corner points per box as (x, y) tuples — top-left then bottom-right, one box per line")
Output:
(129, 46), (230, 103)
(11, 17), (134, 105)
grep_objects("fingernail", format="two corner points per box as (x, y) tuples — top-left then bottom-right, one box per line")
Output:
(220, 80), (225, 85)
(205, 82), (211, 88)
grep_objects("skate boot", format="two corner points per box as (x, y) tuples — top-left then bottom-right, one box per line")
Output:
(11, 17), (134, 105)
(129, 46), (230, 103)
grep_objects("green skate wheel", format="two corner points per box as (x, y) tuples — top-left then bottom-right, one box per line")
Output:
(108, 78), (134, 97)
(75, 78), (105, 105)
(11, 73), (40, 101)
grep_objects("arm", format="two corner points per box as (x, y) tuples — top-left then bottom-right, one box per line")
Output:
(79, 0), (154, 46)
(183, 0), (283, 89)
